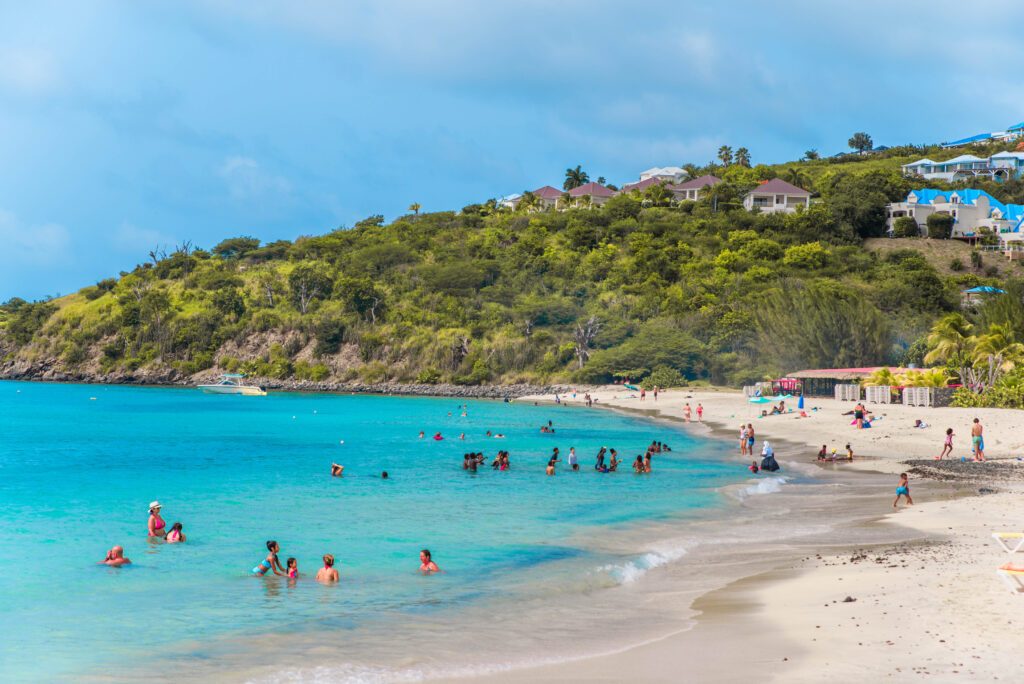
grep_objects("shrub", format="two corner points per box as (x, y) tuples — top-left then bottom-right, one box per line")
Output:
(892, 216), (920, 238)
(314, 316), (346, 356)
(782, 242), (830, 270)
(743, 238), (784, 261)
(250, 310), (280, 332)
(640, 365), (685, 389)
(950, 258), (964, 271)
(926, 213), (954, 239)
(415, 368), (442, 384)
(970, 250), (983, 270)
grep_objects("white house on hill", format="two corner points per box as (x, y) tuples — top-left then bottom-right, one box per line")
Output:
(638, 166), (687, 184)
(742, 178), (810, 214)
(886, 189), (1024, 241)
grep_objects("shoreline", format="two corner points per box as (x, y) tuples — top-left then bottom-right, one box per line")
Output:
(457, 387), (1024, 682)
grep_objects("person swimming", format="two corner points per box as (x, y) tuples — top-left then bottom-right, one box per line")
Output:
(316, 554), (339, 582)
(164, 522), (186, 543)
(331, 463), (344, 477)
(253, 540), (286, 576)
(382, 471), (388, 479)
(433, 432), (444, 440)
(147, 501), (165, 537)
(418, 431), (425, 438)
(419, 549), (442, 574)
(100, 545), (131, 566)
(608, 451), (621, 472)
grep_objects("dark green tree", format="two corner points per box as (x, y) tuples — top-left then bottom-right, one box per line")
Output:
(563, 165), (589, 190)
(848, 132), (873, 153)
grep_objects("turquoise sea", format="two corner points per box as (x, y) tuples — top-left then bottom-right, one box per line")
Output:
(0, 381), (752, 682)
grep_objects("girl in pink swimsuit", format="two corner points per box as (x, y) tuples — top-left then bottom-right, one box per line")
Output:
(164, 522), (185, 543)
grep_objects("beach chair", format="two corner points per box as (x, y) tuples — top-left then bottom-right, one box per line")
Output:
(992, 532), (1024, 553)
(996, 567), (1024, 594)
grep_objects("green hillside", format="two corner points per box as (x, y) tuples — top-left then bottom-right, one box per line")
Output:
(2, 145), (1023, 390)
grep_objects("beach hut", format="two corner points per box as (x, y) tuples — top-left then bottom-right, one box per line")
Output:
(961, 285), (1006, 308)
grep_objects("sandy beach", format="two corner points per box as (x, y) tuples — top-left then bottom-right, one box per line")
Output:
(472, 386), (1024, 683)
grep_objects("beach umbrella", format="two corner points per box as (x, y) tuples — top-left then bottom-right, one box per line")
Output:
(748, 396), (772, 403)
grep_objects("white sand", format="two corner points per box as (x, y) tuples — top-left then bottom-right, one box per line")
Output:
(459, 387), (1024, 682)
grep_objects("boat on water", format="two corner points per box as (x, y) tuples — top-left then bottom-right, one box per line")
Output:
(197, 374), (267, 396)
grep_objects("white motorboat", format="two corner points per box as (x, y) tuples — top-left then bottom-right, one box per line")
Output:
(197, 374), (267, 396)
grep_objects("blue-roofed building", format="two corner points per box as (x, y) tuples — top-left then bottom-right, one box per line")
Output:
(886, 189), (1024, 243)
(942, 132), (994, 148)
(902, 152), (1024, 182)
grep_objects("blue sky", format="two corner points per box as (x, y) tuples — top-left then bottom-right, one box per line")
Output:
(3, 0), (1024, 300)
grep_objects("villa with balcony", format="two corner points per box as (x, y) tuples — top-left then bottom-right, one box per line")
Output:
(567, 181), (617, 207)
(886, 189), (1024, 241)
(742, 178), (810, 214)
(901, 152), (1024, 182)
(667, 174), (723, 201)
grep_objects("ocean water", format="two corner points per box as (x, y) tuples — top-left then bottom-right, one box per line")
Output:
(0, 381), (752, 682)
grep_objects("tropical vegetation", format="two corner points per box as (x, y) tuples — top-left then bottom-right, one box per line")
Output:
(2, 141), (1024, 395)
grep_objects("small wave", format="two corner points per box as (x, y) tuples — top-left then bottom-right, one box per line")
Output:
(738, 475), (792, 499)
(597, 543), (690, 584)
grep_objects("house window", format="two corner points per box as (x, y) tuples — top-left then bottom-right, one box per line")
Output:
(753, 197), (770, 207)
(775, 195), (784, 204)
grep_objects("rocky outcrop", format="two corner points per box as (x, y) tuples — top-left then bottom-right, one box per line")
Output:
(0, 358), (571, 398)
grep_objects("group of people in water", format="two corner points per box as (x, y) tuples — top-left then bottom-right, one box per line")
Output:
(101, 501), (439, 578)
(251, 541), (442, 580)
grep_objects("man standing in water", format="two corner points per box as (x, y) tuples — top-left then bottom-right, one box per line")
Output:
(971, 418), (985, 461)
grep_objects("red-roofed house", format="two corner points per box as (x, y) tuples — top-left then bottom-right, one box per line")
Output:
(532, 185), (565, 210)
(667, 174), (723, 202)
(567, 182), (617, 206)
(742, 178), (811, 214)
(620, 177), (666, 193)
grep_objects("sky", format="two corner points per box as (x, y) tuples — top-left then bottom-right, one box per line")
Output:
(3, 0), (1024, 300)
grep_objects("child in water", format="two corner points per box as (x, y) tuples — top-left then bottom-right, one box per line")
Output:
(893, 473), (913, 508)
(164, 522), (186, 543)
(749, 461), (759, 474)
(286, 557), (298, 579)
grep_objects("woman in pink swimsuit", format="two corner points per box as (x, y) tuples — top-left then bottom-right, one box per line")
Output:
(147, 501), (165, 537)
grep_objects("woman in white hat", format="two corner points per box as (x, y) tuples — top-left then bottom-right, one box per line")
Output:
(147, 501), (166, 537)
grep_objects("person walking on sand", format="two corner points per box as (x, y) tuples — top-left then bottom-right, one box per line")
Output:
(696, 403), (703, 422)
(854, 402), (866, 430)
(746, 424), (755, 455)
(939, 428), (953, 460)
(653, 387), (659, 401)
(683, 403), (692, 422)
(893, 473), (913, 508)
(971, 418), (985, 461)
(640, 388), (646, 401)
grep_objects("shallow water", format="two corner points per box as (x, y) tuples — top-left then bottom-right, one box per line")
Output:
(0, 381), (753, 681)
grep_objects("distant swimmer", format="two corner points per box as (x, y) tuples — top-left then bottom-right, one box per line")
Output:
(100, 546), (131, 566)
(608, 451), (621, 472)
(492, 433), (505, 438)
(147, 501), (165, 537)
(419, 549), (442, 574)
(418, 431), (425, 439)
(316, 554), (339, 582)
(459, 433), (465, 440)
(331, 463), (345, 477)
(633, 454), (644, 472)
(253, 541), (285, 576)
(382, 471), (388, 479)
(164, 522), (186, 543)
(434, 432), (444, 441)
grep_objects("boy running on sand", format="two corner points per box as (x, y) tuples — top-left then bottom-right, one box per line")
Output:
(893, 473), (913, 508)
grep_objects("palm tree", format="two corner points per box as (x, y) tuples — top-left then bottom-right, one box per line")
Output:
(645, 184), (670, 207)
(862, 367), (899, 387)
(596, 176), (606, 185)
(902, 368), (950, 388)
(972, 323), (1024, 372)
(923, 313), (975, 365)
(717, 146), (733, 166)
(781, 167), (809, 190)
(518, 190), (539, 212)
(735, 148), (751, 167)
(408, 203), (421, 215)
(683, 163), (699, 179)
(564, 166), (589, 191)
(557, 192), (573, 210)
(804, 149), (819, 161)
(848, 132), (873, 154)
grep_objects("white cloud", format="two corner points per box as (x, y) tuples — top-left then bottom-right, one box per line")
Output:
(218, 155), (291, 199)
(0, 208), (71, 266)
